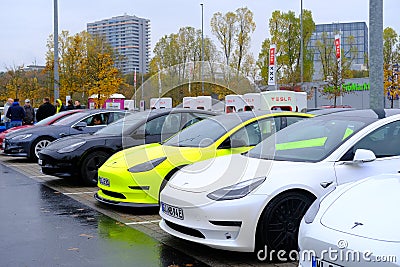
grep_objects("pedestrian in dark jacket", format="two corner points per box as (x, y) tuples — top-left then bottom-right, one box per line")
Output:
(36, 97), (56, 122)
(74, 100), (84, 109)
(6, 99), (26, 128)
(23, 99), (35, 125)
(66, 100), (74, 110)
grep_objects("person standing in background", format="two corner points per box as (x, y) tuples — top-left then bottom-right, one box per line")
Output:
(23, 99), (35, 125)
(66, 99), (74, 110)
(3, 98), (13, 129)
(74, 100), (83, 109)
(56, 99), (66, 113)
(6, 98), (25, 128)
(36, 97), (56, 122)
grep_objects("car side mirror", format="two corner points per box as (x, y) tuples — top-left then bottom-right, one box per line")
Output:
(74, 122), (87, 130)
(353, 149), (376, 163)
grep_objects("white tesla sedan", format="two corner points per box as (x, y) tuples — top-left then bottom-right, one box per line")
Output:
(159, 109), (400, 253)
(298, 173), (400, 267)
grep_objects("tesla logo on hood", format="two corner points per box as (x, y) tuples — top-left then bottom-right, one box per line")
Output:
(351, 222), (364, 229)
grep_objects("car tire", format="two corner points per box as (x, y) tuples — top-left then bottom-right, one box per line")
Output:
(80, 151), (110, 186)
(256, 191), (315, 255)
(31, 137), (53, 161)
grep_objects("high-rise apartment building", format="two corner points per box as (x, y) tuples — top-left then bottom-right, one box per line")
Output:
(309, 22), (368, 80)
(87, 14), (150, 75)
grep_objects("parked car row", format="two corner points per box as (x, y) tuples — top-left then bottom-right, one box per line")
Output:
(2, 107), (399, 266)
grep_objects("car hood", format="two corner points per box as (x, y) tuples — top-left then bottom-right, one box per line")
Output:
(102, 143), (217, 169)
(2, 125), (33, 135)
(168, 153), (275, 193)
(321, 175), (400, 242)
(6, 124), (66, 137)
(43, 133), (95, 151)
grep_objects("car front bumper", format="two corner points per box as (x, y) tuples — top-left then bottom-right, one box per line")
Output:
(38, 151), (79, 177)
(2, 138), (31, 157)
(159, 187), (269, 253)
(95, 164), (168, 207)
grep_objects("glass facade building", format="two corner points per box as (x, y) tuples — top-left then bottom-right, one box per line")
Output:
(309, 22), (368, 80)
(87, 14), (150, 75)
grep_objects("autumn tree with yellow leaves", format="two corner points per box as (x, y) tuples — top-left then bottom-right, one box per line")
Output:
(45, 31), (126, 107)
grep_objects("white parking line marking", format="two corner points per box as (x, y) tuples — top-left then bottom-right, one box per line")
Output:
(125, 220), (160, 225)
(63, 192), (97, 195)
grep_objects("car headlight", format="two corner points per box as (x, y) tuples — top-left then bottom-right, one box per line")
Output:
(57, 141), (86, 153)
(207, 177), (266, 201)
(128, 157), (167, 173)
(10, 134), (32, 140)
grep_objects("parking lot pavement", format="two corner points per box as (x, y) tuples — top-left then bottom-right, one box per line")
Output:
(0, 154), (297, 267)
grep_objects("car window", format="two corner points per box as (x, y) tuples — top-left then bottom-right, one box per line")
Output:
(107, 112), (126, 124)
(81, 113), (108, 126)
(229, 121), (261, 147)
(145, 115), (167, 135)
(181, 112), (213, 129)
(53, 112), (85, 126)
(284, 116), (305, 128)
(344, 120), (400, 159)
(162, 113), (181, 134)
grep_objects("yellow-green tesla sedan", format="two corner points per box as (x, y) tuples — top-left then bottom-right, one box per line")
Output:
(94, 111), (313, 207)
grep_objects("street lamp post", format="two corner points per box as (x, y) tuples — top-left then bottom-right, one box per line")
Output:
(300, 0), (304, 88)
(200, 3), (204, 95)
(53, 0), (59, 103)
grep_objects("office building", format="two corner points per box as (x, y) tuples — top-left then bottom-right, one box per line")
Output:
(309, 22), (368, 80)
(87, 14), (150, 75)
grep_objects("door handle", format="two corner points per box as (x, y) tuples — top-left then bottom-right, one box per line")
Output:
(320, 181), (333, 188)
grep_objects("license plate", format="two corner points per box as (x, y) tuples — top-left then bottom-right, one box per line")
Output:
(312, 257), (343, 267)
(38, 159), (42, 166)
(161, 202), (184, 220)
(99, 177), (110, 187)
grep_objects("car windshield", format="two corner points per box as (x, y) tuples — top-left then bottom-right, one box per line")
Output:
(94, 112), (148, 135)
(35, 111), (75, 126)
(247, 115), (374, 162)
(52, 112), (86, 126)
(164, 113), (252, 147)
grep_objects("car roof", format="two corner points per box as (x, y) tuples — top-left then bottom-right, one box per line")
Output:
(314, 109), (400, 119)
(307, 107), (357, 116)
(121, 108), (217, 122)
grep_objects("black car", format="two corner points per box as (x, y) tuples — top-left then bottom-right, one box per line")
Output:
(38, 108), (217, 186)
(3, 109), (128, 161)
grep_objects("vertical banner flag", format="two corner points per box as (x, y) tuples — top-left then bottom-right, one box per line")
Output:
(134, 68), (137, 89)
(268, 44), (276, 86)
(335, 34), (342, 82)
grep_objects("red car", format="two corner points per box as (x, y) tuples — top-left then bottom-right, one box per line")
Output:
(0, 110), (83, 150)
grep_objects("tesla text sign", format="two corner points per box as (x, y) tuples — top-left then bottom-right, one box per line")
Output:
(268, 45), (276, 86)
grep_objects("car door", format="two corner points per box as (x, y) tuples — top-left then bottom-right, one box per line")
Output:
(334, 120), (400, 185)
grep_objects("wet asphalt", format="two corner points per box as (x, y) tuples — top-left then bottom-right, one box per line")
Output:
(0, 162), (208, 267)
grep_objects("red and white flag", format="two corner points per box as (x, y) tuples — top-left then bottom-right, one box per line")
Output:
(134, 68), (137, 88)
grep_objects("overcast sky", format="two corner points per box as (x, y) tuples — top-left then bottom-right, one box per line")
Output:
(0, 0), (398, 71)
